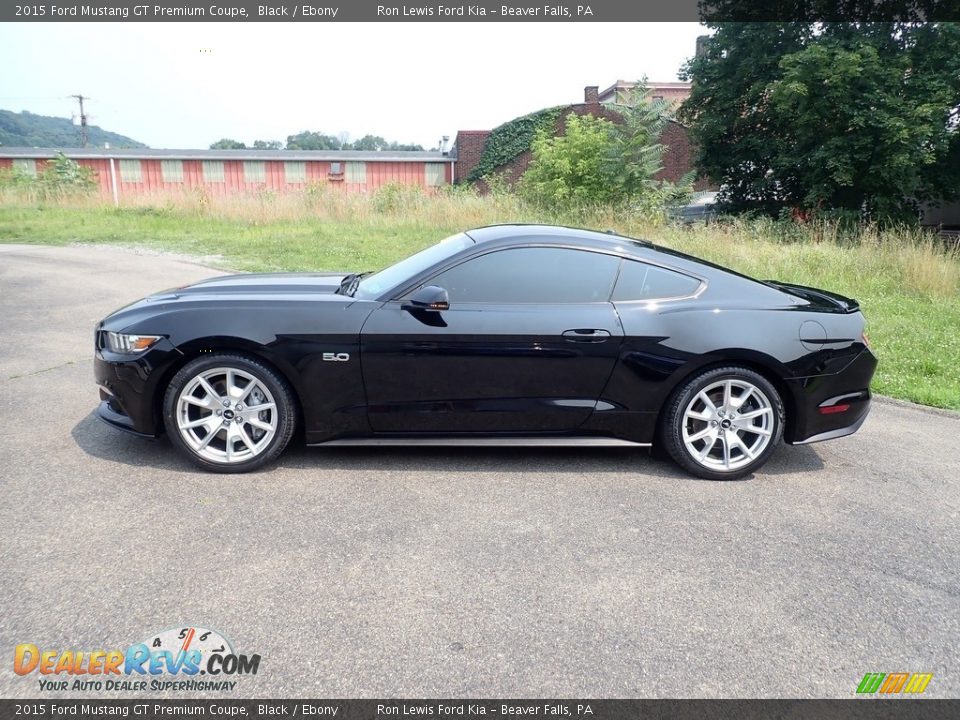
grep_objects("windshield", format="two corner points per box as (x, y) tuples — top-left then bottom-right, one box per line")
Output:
(353, 232), (475, 299)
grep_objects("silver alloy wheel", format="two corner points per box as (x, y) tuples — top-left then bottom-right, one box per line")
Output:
(680, 378), (774, 472)
(175, 367), (278, 464)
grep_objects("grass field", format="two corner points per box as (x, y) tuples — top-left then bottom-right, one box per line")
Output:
(1, 188), (958, 410)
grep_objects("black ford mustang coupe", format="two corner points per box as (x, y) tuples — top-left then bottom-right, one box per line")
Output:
(94, 224), (876, 479)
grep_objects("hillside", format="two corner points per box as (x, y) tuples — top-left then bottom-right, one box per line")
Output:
(0, 109), (146, 148)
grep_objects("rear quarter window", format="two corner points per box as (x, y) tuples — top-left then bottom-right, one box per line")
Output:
(613, 260), (701, 301)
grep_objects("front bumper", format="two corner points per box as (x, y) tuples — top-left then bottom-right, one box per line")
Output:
(94, 335), (181, 437)
(95, 398), (157, 437)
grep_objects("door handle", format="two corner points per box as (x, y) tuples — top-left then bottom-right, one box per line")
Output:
(562, 328), (611, 343)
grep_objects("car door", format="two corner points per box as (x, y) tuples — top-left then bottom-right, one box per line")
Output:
(360, 246), (625, 433)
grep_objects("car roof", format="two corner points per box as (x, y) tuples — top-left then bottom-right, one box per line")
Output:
(461, 223), (771, 290)
(465, 224), (652, 251)
(463, 223), (706, 268)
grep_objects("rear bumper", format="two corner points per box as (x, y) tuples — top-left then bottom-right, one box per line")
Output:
(791, 398), (870, 445)
(785, 349), (877, 445)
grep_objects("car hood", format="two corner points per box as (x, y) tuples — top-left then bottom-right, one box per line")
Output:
(156, 272), (348, 298)
(99, 272), (358, 333)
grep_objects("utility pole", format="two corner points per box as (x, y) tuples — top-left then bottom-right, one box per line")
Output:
(71, 94), (90, 147)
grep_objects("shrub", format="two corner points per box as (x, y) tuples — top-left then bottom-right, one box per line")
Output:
(518, 87), (696, 218)
(518, 114), (619, 209)
(0, 153), (97, 201)
(372, 181), (425, 213)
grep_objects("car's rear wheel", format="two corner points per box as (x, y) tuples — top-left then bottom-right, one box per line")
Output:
(163, 353), (296, 473)
(662, 366), (784, 480)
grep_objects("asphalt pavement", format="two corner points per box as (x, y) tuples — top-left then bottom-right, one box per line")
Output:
(1, 243), (958, 699)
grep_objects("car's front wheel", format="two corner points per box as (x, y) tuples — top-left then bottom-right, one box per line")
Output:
(662, 366), (784, 480)
(163, 353), (296, 473)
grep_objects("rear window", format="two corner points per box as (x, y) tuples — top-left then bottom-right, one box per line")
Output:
(612, 260), (701, 301)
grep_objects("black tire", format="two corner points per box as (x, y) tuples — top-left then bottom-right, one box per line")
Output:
(661, 365), (784, 480)
(163, 353), (297, 473)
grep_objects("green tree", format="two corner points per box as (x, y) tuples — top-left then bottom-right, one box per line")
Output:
(209, 138), (247, 149)
(386, 141), (425, 151)
(252, 139), (283, 149)
(607, 84), (671, 199)
(351, 134), (388, 151)
(267, 132), (424, 152)
(680, 23), (960, 222)
(285, 131), (342, 150)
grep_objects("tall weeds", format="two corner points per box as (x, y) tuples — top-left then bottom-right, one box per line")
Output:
(1, 183), (957, 299)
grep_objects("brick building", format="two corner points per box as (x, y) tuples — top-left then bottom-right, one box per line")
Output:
(598, 80), (692, 107)
(453, 86), (706, 191)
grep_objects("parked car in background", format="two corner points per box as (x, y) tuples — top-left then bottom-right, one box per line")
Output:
(93, 224), (876, 480)
(671, 191), (719, 224)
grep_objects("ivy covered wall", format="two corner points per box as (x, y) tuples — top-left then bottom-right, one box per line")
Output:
(465, 107), (563, 182)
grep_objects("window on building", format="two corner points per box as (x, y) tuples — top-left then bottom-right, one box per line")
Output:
(611, 260), (702, 301)
(119, 159), (142, 183)
(284, 161), (306, 184)
(426, 247), (620, 304)
(345, 161), (366, 184)
(12, 158), (37, 177)
(161, 159), (184, 183)
(425, 163), (446, 187)
(652, 95), (665, 101)
(202, 161), (225, 182)
(243, 161), (266, 183)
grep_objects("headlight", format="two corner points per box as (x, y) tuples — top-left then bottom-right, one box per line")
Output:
(105, 332), (161, 354)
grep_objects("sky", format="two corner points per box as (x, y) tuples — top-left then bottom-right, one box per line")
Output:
(0, 22), (706, 149)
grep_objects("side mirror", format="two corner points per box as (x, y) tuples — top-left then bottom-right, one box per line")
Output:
(402, 285), (450, 312)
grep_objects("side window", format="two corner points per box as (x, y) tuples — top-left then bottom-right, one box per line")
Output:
(428, 247), (620, 304)
(202, 160), (225, 182)
(119, 159), (142, 183)
(612, 260), (701, 301)
(345, 161), (366, 184)
(243, 161), (266, 183)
